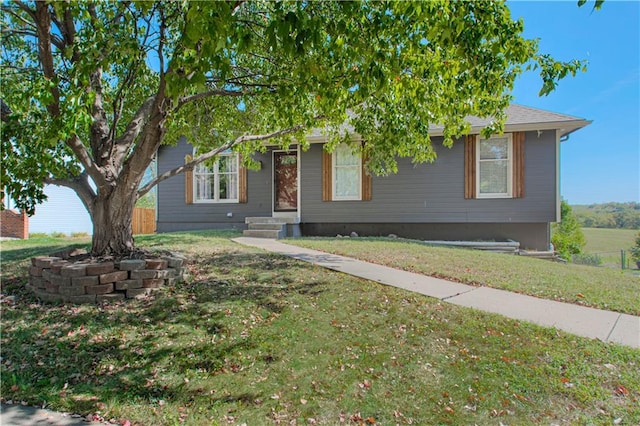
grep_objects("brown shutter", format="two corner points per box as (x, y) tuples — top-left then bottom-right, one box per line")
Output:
(464, 134), (477, 199)
(361, 146), (372, 201)
(185, 170), (193, 204)
(322, 149), (332, 201)
(238, 165), (247, 203)
(238, 155), (248, 203)
(185, 154), (194, 204)
(512, 132), (525, 198)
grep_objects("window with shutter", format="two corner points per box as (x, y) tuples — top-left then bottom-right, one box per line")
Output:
(185, 151), (246, 204)
(465, 133), (525, 199)
(322, 143), (371, 201)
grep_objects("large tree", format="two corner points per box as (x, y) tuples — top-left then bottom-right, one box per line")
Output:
(1, 0), (584, 256)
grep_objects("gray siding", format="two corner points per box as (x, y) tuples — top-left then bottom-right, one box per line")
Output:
(300, 131), (557, 224)
(156, 138), (272, 232)
(156, 131), (557, 249)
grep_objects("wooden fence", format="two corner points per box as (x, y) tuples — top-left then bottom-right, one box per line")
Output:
(132, 207), (156, 235)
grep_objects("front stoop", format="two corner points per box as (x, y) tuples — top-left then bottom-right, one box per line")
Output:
(243, 217), (301, 239)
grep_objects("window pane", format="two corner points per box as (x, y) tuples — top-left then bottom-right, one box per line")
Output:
(218, 173), (237, 200)
(480, 138), (508, 160)
(195, 163), (211, 173)
(218, 155), (237, 173)
(195, 174), (215, 200)
(479, 160), (508, 194)
(335, 145), (359, 166)
(335, 167), (359, 197)
(193, 152), (239, 201)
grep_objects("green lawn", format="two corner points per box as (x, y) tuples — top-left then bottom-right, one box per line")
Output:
(286, 237), (640, 316)
(582, 228), (638, 268)
(1, 231), (639, 425)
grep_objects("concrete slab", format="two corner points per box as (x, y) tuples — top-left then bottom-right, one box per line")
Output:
(0, 403), (103, 426)
(233, 237), (640, 349)
(447, 286), (621, 341)
(235, 237), (475, 299)
(607, 314), (640, 347)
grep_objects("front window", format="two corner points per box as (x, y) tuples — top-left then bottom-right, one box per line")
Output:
(333, 143), (361, 200)
(477, 135), (512, 198)
(194, 152), (239, 202)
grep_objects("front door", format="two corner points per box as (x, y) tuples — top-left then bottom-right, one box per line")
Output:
(274, 151), (298, 212)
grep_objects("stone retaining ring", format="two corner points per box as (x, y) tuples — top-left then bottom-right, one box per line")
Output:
(26, 254), (188, 304)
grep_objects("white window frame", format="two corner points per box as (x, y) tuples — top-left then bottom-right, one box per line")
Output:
(476, 134), (513, 199)
(332, 143), (362, 201)
(193, 151), (240, 203)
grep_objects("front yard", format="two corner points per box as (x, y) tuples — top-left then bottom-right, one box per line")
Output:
(288, 237), (640, 316)
(1, 231), (639, 425)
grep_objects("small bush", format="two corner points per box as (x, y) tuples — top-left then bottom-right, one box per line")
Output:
(50, 232), (68, 238)
(630, 231), (640, 262)
(572, 253), (602, 266)
(552, 201), (585, 261)
(70, 232), (90, 238)
(28, 232), (49, 238)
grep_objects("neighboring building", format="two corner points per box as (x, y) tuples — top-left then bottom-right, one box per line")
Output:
(1, 193), (28, 239)
(0, 208), (29, 239)
(28, 186), (93, 235)
(156, 104), (590, 250)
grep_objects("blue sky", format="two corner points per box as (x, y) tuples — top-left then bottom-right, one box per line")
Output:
(28, 1), (640, 234)
(508, 0), (639, 205)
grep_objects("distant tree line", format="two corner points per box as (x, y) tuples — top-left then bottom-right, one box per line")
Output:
(571, 202), (640, 229)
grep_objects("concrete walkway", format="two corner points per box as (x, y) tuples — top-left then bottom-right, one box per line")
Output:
(0, 403), (104, 426)
(233, 237), (640, 349)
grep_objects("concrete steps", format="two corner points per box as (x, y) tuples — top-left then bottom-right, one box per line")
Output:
(242, 228), (285, 239)
(243, 217), (289, 239)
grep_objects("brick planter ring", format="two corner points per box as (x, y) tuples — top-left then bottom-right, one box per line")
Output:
(26, 254), (187, 304)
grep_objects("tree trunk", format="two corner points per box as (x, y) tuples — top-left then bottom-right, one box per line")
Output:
(91, 187), (137, 256)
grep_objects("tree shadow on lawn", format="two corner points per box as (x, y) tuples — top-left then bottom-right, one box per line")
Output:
(0, 244), (90, 265)
(1, 251), (326, 415)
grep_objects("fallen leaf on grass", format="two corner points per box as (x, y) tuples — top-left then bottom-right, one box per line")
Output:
(614, 385), (629, 396)
(512, 393), (527, 402)
(358, 379), (371, 390)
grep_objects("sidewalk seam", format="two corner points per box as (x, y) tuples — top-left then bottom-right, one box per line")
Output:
(604, 313), (623, 343)
(441, 287), (478, 301)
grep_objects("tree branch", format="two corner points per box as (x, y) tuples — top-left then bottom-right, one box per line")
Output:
(137, 123), (310, 198)
(120, 85), (172, 200)
(89, 67), (112, 168)
(34, 1), (60, 117)
(44, 172), (96, 216)
(66, 134), (108, 188)
(177, 89), (252, 107)
(1, 98), (13, 123)
(13, 0), (36, 21)
(112, 96), (156, 167)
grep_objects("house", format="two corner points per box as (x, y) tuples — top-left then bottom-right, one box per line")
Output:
(0, 208), (29, 239)
(156, 104), (590, 251)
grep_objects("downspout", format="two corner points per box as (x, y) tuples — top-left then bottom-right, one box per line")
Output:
(555, 129), (562, 223)
(556, 132), (571, 221)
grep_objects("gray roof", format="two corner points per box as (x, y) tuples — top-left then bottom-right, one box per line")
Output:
(458, 103), (591, 137)
(307, 103), (591, 141)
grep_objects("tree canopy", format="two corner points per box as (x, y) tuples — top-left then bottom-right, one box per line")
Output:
(1, 0), (585, 255)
